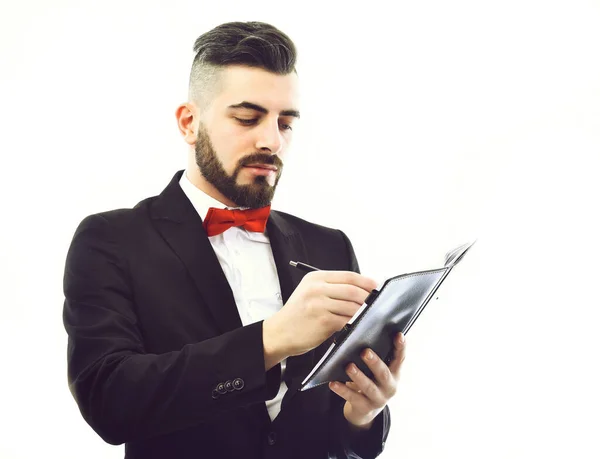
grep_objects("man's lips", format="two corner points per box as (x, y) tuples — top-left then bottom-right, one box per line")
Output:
(242, 164), (278, 177)
(243, 164), (278, 171)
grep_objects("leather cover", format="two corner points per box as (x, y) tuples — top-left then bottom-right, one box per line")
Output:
(300, 241), (476, 391)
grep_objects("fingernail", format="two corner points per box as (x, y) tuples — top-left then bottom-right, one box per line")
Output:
(365, 350), (373, 360)
(349, 364), (357, 374)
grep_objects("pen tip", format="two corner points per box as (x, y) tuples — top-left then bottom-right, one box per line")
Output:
(289, 261), (297, 267)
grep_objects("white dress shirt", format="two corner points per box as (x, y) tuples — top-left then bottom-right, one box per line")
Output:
(179, 170), (288, 421)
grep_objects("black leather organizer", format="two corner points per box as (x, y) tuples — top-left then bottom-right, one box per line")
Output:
(300, 240), (476, 391)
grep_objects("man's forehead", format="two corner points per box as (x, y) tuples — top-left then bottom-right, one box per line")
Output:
(218, 65), (300, 112)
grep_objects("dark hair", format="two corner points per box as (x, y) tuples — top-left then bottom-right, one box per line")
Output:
(188, 21), (297, 103)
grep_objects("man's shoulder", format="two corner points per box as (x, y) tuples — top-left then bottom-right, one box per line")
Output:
(71, 196), (156, 235)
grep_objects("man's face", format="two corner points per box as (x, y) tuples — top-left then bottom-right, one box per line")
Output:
(194, 65), (300, 208)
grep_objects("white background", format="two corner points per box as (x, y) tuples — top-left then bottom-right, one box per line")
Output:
(1, 0), (599, 458)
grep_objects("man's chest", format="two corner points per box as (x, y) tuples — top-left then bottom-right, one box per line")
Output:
(126, 227), (290, 354)
(209, 228), (284, 326)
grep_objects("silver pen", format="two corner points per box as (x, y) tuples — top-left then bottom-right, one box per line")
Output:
(289, 260), (320, 273)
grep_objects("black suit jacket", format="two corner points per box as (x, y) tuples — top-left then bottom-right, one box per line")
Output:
(63, 170), (390, 459)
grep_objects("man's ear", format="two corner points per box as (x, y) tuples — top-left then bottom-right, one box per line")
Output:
(175, 103), (198, 146)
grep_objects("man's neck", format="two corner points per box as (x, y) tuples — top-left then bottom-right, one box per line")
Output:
(185, 168), (238, 208)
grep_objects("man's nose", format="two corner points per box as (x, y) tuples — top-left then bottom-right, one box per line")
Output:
(255, 119), (283, 154)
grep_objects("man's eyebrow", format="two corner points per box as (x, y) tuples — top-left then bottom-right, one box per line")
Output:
(228, 101), (300, 118)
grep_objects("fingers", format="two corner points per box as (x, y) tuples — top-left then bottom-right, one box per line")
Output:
(388, 332), (406, 376)
(322, 283), (373, 306)
(346, 381), (361, 392)
(292, 270), (380, 340)
(344, 361), (388, 407)
(309, 270), (378, 293)
(326, 299), (363, 318)
(329, 380), (371, 410)
(329, 341), (405, 421)
(345, 342), (403, 403)
(342, 334), (407, 393)
(321, 311), (352, 332)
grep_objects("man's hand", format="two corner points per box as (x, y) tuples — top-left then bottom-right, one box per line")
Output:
(329, 332), (406, 430)
(263, 271), (378, 369)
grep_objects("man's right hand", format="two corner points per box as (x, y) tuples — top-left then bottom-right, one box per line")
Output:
(262, 271), (378, 370)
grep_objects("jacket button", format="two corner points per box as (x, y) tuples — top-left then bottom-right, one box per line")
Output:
(216, 383), (227, 394)
(211, 389), (220, 400)
(267, 431), (277, 446)
(233, 378), (245, 390)
(224, 380), (234, 392)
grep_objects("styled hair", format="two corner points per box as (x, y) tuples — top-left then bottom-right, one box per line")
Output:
(188, 21), (297, 105)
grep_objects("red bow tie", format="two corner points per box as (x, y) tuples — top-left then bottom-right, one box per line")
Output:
(202, 205), (271, 237)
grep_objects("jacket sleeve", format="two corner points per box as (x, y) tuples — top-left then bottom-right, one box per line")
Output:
(62, 214), (281, 446)
(331, 396), (391, 459)
(327, 230), (392, 458)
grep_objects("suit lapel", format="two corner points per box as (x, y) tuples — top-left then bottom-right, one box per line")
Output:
(149, 170), (242, 334)
(265, 212), (307, 311)
(266, 213), (317, 405)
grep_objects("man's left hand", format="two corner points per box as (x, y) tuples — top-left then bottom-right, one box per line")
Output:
(329, 332), (406, 430)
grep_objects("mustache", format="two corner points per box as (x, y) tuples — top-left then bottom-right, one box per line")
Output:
(238, 152), (283, 169)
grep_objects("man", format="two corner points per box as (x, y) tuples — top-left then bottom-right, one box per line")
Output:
(63, 21), (406, 458)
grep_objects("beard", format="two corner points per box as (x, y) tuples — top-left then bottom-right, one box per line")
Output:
(194, 124), (284, 209)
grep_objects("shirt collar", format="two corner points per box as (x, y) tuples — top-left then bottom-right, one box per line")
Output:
(178, 169), (270, 242)
(179, 169), (249, 220)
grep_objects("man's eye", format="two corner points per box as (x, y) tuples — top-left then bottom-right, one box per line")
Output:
(235, 118), (257, 126)
(280, 123), (292, 131)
